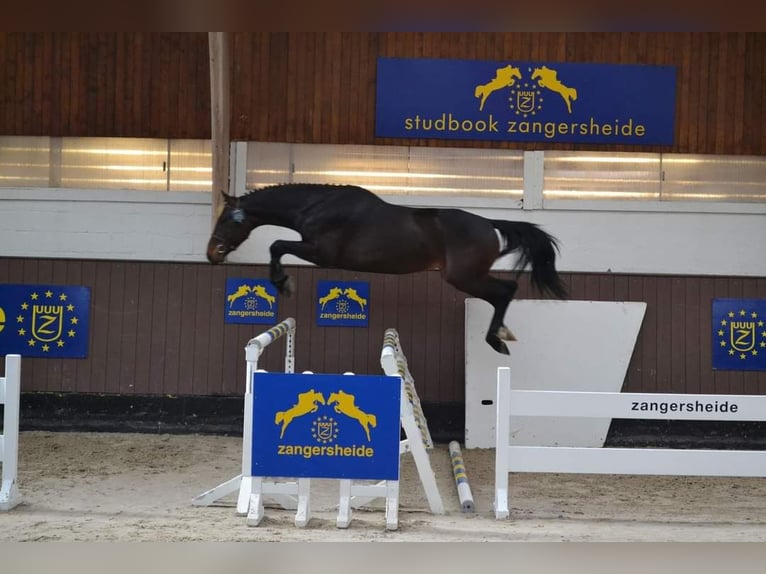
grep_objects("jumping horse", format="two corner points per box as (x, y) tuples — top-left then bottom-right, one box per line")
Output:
(206, 183), (567, 354)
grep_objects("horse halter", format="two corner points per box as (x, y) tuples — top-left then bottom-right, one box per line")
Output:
(211, 206), (248, 255)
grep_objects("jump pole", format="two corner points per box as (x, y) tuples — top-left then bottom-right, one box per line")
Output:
(448, 440), (475, 512)
(1, 354), (22, 512)
(192, 318), (296, 513)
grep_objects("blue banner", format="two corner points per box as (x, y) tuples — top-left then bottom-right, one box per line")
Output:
(251, 372), (401, 480)
(224, 278), (278, 325)
(316, 280), (370, 327)
(0, 284), (90, 358)
(376, 57), (677, 145)
(712, 298), (766, 371)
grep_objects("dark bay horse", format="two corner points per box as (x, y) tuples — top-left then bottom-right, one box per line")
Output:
(206, 183), (567, 354)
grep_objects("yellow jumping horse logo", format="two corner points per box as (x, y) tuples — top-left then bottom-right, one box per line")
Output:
(474, 65), (522, 111)
(319, 287), (344, 309)
(328, 390), (377, 442)
(251, 284), (276, 308)
(227, 285), (251, 307)
(274, 389), (326, 439)
(343, 287), (367, 311)
(531, 66), (577, 113)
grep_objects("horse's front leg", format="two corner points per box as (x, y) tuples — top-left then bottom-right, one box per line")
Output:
(268, 240), (323, 296)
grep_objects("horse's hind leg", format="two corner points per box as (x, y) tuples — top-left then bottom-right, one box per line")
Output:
(447, 274), (517, 355)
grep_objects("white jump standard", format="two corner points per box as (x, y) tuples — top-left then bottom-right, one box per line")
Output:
(192, 318), (301, 520)
(1, 354), (22, 512)
(493, 366), (766, 520)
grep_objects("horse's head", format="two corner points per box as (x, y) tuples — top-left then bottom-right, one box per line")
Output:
(207, 191), (254, 264)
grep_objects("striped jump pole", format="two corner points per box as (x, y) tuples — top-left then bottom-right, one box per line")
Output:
(448, 440), (475, 512)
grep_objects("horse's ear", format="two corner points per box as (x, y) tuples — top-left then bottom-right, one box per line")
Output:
(220, 191), (237, 207)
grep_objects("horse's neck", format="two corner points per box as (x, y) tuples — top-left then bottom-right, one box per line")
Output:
(242, 186), (323, 230)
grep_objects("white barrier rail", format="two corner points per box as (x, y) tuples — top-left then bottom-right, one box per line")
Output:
(192, 318), (296, 514)
(494, 366), (766, 519)
(1, 354), (22, 512)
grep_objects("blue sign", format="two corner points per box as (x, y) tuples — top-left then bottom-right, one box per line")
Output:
(251, 372), (401, 480)
(316, 280), (370, 327)
(0, 284), (90, 358)
(376, 57), (677, 145)
(224, 278), (278, 325)
(712, 298), (766, 371)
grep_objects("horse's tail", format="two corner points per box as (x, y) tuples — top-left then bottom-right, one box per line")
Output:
(491, 220), (568, 299)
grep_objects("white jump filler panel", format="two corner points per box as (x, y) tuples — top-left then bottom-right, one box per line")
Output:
(465, 299), (647, 449)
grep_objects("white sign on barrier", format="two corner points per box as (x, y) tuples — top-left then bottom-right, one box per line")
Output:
(1, 354), (22, 512)
(494, 366), (766, 520)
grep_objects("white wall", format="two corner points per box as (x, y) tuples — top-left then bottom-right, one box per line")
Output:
(1, 187), (765, 278)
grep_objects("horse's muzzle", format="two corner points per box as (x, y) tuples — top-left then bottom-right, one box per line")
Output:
(206, 239), (228, 264)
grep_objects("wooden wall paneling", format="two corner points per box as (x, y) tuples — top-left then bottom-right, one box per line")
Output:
(282, 32), (299, 143)
(114, 32), (127, 136)
(75, 260), (97, 394)
(190, 263), (212, 395)
(147, 262), (169, 395)
(176, 265), (199, 395)
(421, 269), (443, 402)
(670, 277), (688, 395)
(683, 277), (701, 395)
(133, 262), (154, 395)
(118, 261), (139, 395)
(624, 275), (646, 392)
(160, 264), (182, 394)
(104, 261), (125, 394)
(216, 267), (239, 396)
(203, 265), (225, 396)
(655, 276), (674, 393)
(698, 275), (716, 395)
(88, 260), (110, 393)
(758, 33), (766, 154)
(711, 276), (731, 394)
(0, 34), (9, 132)
(55, 258), (77, 393)
(11, 33), (23, 134)
(714, 33), (729, 153)
(639, 276), (658, 393)
(269, 33), (289, 142)
(732, 33), (747, 151)
(437, 280), (457, 402)
(742, 33), (762, 155)
(251, 32), (268, 142)
(175, 33), (189, 140)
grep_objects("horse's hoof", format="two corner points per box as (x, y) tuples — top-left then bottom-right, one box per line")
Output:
(487, 337), (510, 355)
(497, 326), (517, 341)
(274, 275), (295, 296)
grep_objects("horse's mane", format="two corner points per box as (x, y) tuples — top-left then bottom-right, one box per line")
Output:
(241, 182), (360, 199)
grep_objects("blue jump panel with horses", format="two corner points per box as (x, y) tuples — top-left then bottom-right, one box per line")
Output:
(251, 372), (401, 480)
